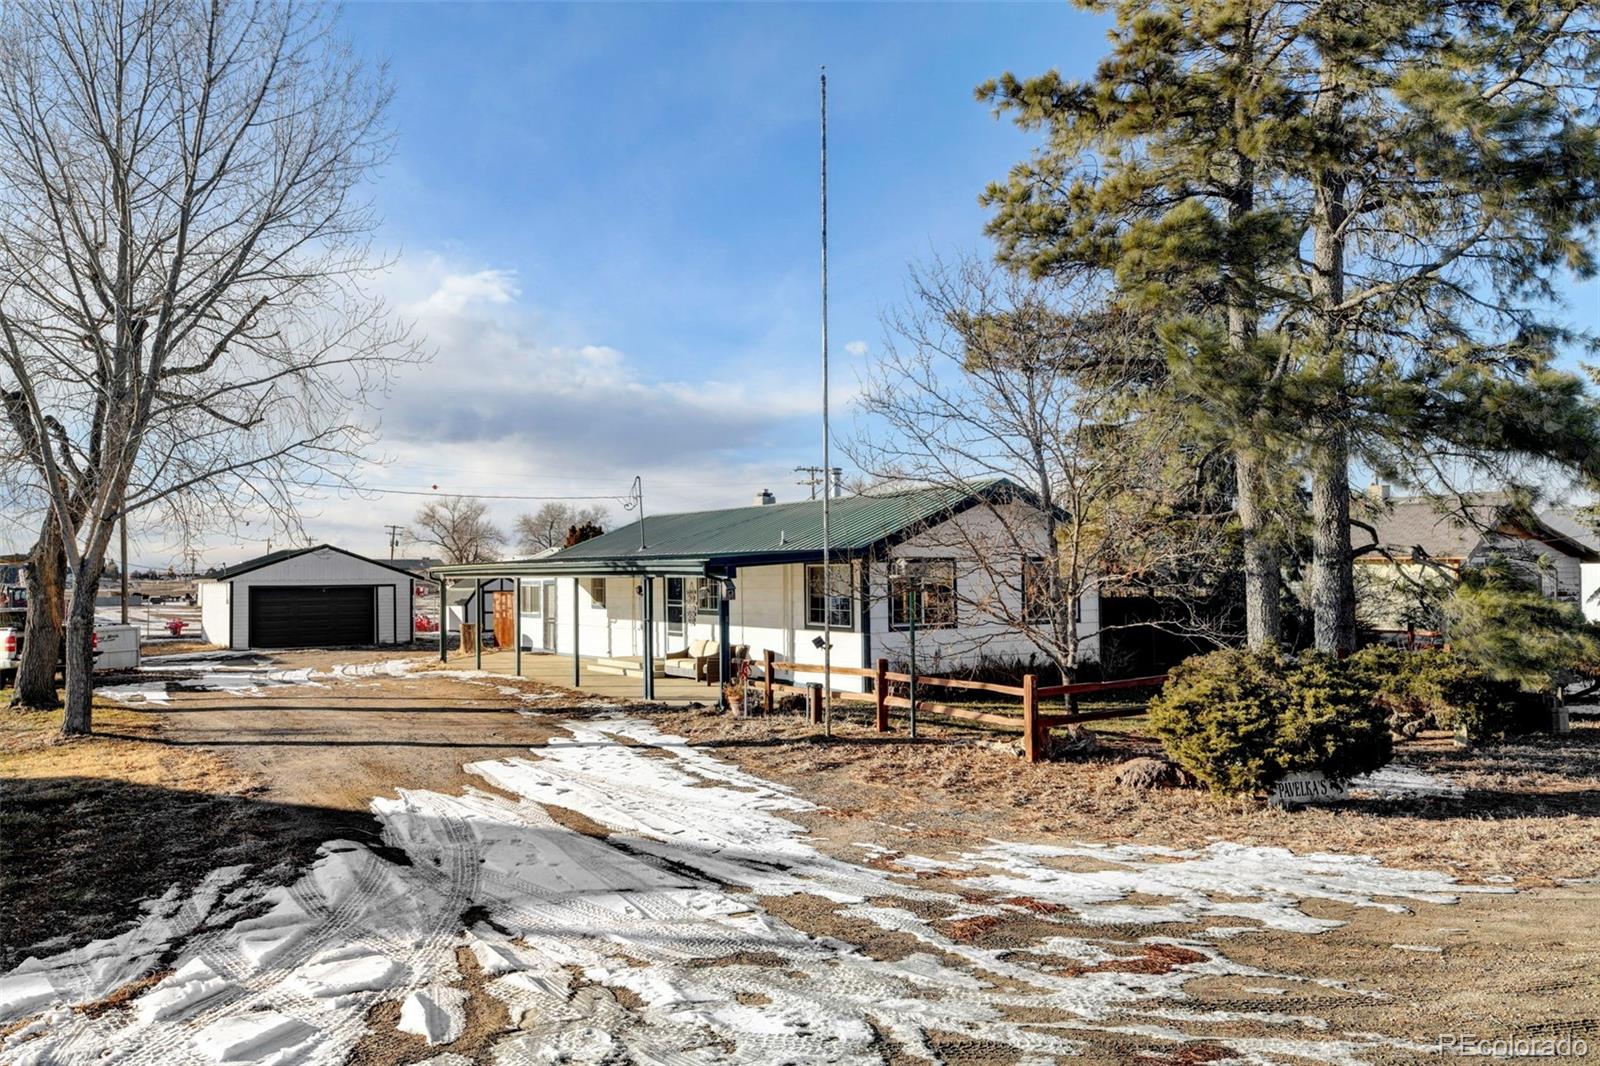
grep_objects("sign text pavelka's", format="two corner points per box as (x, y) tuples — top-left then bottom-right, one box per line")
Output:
(1268, 771), (1349, 807)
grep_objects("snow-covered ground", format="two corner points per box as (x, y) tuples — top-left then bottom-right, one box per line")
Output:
(1, 685), (1509, 1065)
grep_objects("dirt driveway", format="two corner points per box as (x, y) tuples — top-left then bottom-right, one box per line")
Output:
(3, 649), (1597, 1065)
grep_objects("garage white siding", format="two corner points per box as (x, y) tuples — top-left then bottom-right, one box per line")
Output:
(208, 546), (413, 650)
(198, 580), (232, 645)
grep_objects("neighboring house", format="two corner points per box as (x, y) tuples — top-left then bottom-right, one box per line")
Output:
(198, 544), (416, 649)
(1351, 490), (1599, 629)
(430, 481), (1100, 694)
(1541, 508), (1600, 624)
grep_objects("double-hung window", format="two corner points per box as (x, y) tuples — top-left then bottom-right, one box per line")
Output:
(697, 578), (721, 614)
(805, 563), (852, 629)
(889, 559), (956, 630)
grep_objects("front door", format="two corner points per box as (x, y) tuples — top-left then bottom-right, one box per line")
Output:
(666, 577), (685, 641)
(492, 590), (515, 649)
(542, 582), (557, 650)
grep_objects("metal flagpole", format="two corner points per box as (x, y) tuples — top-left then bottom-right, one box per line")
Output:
(819, 67), (833, 737)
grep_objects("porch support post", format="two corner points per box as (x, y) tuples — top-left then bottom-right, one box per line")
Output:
(717, 570), (732, 711)
(514, 578), (523, 677)
(474, 579), (484, 671)
(439, 578), (448, 662)
(572, 577), (581, 687)
(641, 574), (655, 701)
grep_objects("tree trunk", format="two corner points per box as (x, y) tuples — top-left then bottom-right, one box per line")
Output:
(1310, 432), (1356, 654)
(10, 519), (66, 710)
(1235, 449), (1282, 648)
(1308, 58), (1357, 656)
(60, 563), (102, 735)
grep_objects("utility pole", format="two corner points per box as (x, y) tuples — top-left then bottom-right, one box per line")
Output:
(795, 465), (843, 500)
(119, 512), (129, 625)
(795, 466), (824, 500)
(384, 524), (405, 560)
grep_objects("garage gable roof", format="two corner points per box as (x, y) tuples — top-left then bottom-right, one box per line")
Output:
(207, 544), (418, 582)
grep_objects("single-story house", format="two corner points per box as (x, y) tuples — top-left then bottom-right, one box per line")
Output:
(429, 481), (1099, 698)
(198, 544), (416, 649)
(1352, 490), (1599, 629)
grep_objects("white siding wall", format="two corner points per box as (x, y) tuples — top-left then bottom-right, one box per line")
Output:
(1583, 562), (1600, 624)
(198, 580), (231, 646)
(223, 548), (412, 649)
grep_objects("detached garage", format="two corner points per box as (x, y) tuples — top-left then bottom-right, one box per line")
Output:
(198, 545), (415, 650)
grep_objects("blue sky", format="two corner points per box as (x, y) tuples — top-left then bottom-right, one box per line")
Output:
(108, 1), (1598, 566)
(185, 0), (1114, 564)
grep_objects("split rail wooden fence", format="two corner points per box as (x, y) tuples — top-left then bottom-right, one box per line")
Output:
(757, 650), (1166, 763)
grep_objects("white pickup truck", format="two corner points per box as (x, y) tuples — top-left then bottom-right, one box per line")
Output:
(0, 593), (124, 685)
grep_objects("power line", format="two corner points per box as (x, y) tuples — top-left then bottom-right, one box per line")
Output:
(281, 478), (627, 502)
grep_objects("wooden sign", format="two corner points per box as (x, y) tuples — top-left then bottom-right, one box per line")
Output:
(1269, 771), (1349, 807)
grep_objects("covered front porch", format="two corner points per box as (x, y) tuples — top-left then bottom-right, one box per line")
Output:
(433, 558), (751, 709)
(450, 648), (722, 704)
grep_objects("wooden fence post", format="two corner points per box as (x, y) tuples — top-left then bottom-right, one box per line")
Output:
(874, 658), (889, 732)
(808, 683), (823, 725)
(1022, 673), (1040, 764)
(763, 649), (775, 714)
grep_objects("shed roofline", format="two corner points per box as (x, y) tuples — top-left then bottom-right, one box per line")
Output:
(210, 543), (420, 582)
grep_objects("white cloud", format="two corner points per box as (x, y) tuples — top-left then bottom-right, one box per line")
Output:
(844, 339), (869, 357)
(409, 268), (520, 316)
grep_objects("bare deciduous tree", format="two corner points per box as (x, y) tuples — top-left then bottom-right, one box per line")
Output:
(513, 503), (610, 556)
(852, 258), (1235, 680)
(0, 0), (413, 732)
(410, 496), (505, 564)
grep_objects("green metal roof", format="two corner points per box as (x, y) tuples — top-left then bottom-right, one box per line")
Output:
(429, 480), (1020, 578)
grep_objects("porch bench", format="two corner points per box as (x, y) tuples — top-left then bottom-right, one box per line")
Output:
(661, 640), (750, 683)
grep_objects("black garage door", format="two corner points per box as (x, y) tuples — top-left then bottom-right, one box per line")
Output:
(249, 586), (376, 648)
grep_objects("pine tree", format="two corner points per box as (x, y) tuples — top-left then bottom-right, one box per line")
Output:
(1288, 0), (1600, 654)
(982, 0), (1600, 656)
(978, 0), (1307, 647)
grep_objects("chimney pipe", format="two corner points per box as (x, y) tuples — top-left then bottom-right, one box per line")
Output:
(755, 489), (777, 506)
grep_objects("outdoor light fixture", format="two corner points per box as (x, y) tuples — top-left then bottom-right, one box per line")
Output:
(811, 635), (830, 650)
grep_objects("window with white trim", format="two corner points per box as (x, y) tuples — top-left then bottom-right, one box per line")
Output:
(805, 563), (852, 629)
(889, 559), (956, 630)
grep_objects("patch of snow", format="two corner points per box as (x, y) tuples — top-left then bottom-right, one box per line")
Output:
(134, 958), (236, 1024)
(0, 972), (61, 1023)
(98, 680), (173, 704)
(1347, 763), (1464, 799)
(396, 984), (467, 1045)
(191, 1009), (318, 1063)
(938, 840), (1508, 934)
(286, 945), (406, 1000)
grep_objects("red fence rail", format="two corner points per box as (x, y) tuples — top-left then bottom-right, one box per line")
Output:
(760, 650), (1166, 763)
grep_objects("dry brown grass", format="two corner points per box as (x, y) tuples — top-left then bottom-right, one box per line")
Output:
(138, 640), (224, 657)
(642, 704), (1600, 883)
